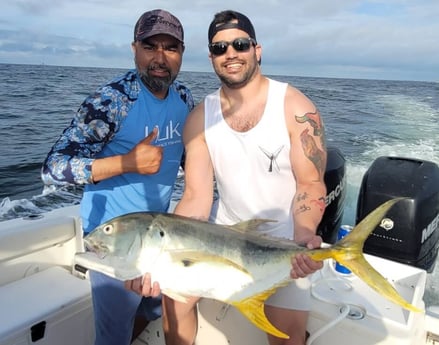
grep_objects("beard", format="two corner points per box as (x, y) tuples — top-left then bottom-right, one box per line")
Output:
(214, 57), (259, 89)
(136, 62), (176, 93)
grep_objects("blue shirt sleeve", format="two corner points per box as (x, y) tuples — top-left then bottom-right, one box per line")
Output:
(41, 72), (136, 185)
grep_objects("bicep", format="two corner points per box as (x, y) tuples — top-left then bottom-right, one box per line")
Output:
(286, 89), (327, 186)
(290, 123), (326, 186)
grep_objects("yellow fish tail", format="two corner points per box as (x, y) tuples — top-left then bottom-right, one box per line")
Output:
(309, 198), (422, 312)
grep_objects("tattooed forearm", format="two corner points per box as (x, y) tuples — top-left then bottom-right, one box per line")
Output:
(295, 204), (311, 214)
(294, 192), (326, 214)
(311, 197), (326, 213)
(296, 192), (309, 202)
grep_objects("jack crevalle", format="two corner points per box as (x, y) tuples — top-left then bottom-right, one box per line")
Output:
(75, 198), (422, 339)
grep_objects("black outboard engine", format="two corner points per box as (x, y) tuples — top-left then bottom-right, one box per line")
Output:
(317, 147), (347, 244)
(356, 156), (439, 272)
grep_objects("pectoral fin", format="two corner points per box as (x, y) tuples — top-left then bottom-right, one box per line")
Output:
(231, 288), (289, 339)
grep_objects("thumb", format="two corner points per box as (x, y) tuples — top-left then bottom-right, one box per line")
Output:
(144, 126), (158, 144)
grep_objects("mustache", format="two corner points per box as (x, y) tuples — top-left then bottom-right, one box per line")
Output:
(148, 64), (171, 74)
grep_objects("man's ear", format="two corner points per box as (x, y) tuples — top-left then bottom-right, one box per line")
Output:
(131, 41), (137, 54)
(255, 44), (262, 65)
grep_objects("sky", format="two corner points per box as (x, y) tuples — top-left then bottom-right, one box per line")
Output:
(0, 0), (438, 82)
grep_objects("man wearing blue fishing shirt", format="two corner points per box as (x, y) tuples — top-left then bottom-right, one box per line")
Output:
(41, 9), (193, 345)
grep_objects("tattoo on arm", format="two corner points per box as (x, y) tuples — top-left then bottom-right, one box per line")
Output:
(294, 194), (326, 215)
(296, 204), (311, 214)
(299, 128), (325, 178)
(295, 110), (324, 137)
(312, 197), (327, 213)
(296, 110), (326, 178)
(296, 192), (309, 202)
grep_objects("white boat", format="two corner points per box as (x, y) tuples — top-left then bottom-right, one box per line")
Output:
(0, 204), (438, 345)
(1, 152), (439, 345)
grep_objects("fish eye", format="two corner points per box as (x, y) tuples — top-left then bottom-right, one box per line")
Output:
(103, 224), (114, 235)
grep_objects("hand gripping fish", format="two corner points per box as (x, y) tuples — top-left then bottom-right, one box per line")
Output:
(75, 198), (422, 339)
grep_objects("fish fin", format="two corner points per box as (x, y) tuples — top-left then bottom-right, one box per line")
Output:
(169, 250), (251, 276)
(231, 219), (278, 232)
(231, 288), (289, 339)
(339, 198), (406, 247)
(308, 198), (406, 262)
(336, 252), (422, 312)
(308, 198), (422, 312)
(126, 233), (142, 261)
(161, 289), (188, 303)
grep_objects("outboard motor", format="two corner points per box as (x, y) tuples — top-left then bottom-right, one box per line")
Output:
(356, 156), (439, 272)
(317, 147), (347, 244)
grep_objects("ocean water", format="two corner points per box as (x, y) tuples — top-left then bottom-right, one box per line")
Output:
(0, 63), (438, 307)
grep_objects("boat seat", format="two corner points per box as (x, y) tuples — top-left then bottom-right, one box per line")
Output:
(0, 214), (77, 263)
(0, 266), (94, 344)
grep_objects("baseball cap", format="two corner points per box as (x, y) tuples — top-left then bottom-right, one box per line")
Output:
(208, 11), (256, 44)
(134, 9), (184, 43)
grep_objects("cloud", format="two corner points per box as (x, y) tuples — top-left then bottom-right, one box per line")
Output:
(0, 0), (438, 81)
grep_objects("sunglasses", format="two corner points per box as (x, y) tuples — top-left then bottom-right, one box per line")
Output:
(208, 37), (256, 56)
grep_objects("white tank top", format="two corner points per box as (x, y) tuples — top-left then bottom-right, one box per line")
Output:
(205, 79), (296, 239)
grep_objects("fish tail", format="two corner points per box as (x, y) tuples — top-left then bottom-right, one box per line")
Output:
(308, 198), (422, 313)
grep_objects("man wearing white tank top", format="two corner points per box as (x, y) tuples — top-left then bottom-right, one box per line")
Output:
(163, 10), (326, 345)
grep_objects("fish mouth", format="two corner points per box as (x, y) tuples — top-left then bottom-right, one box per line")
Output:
(84, 239), (109, 259)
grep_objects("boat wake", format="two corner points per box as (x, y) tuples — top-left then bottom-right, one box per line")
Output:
(0, 185), (82, 221)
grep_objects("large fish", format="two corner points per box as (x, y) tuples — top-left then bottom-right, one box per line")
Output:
(75, 198), (422, 339)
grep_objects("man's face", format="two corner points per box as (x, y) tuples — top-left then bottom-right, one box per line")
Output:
(132, 34), (184, 98)
(209, 28), (261, 89)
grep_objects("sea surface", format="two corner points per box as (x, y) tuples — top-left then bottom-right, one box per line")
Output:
(0, 63), (438, 307)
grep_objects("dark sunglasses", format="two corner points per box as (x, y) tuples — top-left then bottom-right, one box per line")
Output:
(208, 37), (256, 56)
